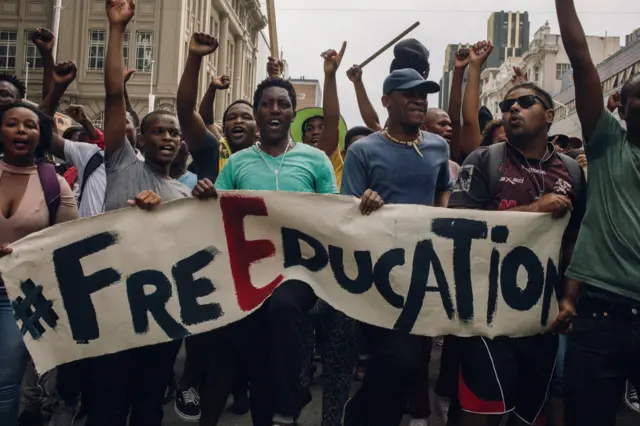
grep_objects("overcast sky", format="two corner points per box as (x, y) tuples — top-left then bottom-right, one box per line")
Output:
(261, 0), (640, 128)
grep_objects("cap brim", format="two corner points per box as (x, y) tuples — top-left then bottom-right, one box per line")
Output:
(290, 107), (349, 150)
(394, 80), (440, 95)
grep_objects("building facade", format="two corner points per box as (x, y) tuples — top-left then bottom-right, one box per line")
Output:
(486, 11), (529, 69)
(551, 39), (640, 138)
(0, 0), (267, 125)
(290, 78), (321, 110)
(520, 22), (620, 97)
(626, 28), (640, 46)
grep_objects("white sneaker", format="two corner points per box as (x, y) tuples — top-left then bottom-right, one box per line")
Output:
(408, 419), (428, 426)
(625, 381), (640, 414)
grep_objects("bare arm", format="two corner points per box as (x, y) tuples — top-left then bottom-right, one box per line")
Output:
(104, 0), (136, 156)
(347, 65), (383, 132)
(448, 48), (470, 162)
(198, 76), (230, 140)
(31, 28), (56, 100)
(460, 41), (493, 156)
(66, 105), (99, 141)
(555, 0), (603, 139)
(177, 33), (220, 152)
(317, 43), (346, 157)
(434, 191), (450, 207)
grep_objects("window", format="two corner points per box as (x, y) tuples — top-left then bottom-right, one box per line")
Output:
(556, 63), (571, 80)
(0, 30), (17, 69)
(88, 30), (106, 70)
(135, 31), (154, 71)
(123, 32), (130, 69)
(92, 112), (104, 129)
(534, 66), (539, 82)
(24, 31), (43, 69)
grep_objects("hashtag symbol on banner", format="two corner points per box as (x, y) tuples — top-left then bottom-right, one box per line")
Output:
(12, 279), (59, 340)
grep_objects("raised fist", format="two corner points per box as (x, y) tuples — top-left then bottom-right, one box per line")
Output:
(53, 61), (77, 86)
(31, 28), (55, 53)
(454, 48), (470, 69)
(346, 64), (362, 83)
(470, 40), (493, 65)
(66, 105), (88, 123)
(212, 75), (231, 90)
(106, 0), (135, 27)
(321, 41), (347, 75)
(607, 91), (621, 113)
(123, 68), (136, 83)
(189, 33), (219, 57)
(267, 56), (284, 78)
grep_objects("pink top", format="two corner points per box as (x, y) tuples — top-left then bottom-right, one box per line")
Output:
(449, 160), (461, 181)
(0, 160), (78, 247)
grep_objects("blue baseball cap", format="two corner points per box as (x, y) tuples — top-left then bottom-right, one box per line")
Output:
(383, 69), (440, 96)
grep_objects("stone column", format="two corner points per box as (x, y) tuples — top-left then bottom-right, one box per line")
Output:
(215, 14), (230, 122)
(233, 36), (245, 100)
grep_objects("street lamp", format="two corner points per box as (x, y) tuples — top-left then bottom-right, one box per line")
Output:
(148, 59), (155, 113)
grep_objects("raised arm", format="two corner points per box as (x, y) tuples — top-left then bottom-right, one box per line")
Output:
(198, 75), (230, 139)
(104, 0), (135, 156)
(448, 48), (470, 162)
(555, 0), (603, 139)
(123, 68), (140, 128)
(346, 65), (383, 131)
(317, 42), (347, 157)
(31, 28), (56, 100)
(40, 62), (77, 158)
(460, 41), (493, 156)
(66, 104), (100, 141)
(177, 33), (219, 152)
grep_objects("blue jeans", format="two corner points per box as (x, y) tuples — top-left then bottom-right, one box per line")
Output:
(0, 291), (28, 426)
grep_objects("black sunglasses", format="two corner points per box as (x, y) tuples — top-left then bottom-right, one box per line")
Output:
(499, 95), (550, 113)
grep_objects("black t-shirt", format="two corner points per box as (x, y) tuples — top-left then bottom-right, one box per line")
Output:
(449, 143), (587, 234)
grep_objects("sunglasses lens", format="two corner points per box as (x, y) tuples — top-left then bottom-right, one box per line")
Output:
(518, 95), (537, 109)
(499, 100), (514, 113)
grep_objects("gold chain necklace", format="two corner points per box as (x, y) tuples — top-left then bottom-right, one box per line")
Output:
(382, 130), (423, 158)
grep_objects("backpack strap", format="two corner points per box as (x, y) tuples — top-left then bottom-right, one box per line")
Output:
(557, 152), (584, 198)
(487, 142), (508, 197)
(36, 162), (61, 226)
(78, 151), (104, 205)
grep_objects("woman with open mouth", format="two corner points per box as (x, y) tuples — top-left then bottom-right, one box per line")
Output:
(0, 101), (78, 426)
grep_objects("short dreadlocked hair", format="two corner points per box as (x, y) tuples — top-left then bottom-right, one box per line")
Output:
(0, 72), (26, 99)
(252, 77), (297, 112)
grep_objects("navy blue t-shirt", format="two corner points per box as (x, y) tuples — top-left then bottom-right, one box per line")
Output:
(340, 131), (452, 205)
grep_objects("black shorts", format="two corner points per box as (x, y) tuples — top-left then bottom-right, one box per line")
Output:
(458, 333), (558, 425)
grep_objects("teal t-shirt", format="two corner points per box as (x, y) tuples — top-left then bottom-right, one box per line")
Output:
(215, 142), (337, 194)
(566, 109), (640, 302)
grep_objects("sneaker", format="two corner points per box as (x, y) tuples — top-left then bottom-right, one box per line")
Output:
(230, 390), (250, 415)
(625, 381), (640, 414)
(17, 410), (43, 426)
(174, 387), (201, 422)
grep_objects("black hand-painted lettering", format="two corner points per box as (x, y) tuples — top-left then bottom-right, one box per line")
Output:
(328, 245), (373, 294)
(540, 258), (558, 326)
(173, 247), (223, 326)
(282, 227), (328, 272)
(12, 279), (59, 339)
(500, 247), (545, 311)
(431, 218), (488, 322)
(127, 270), (189, 339)
(394, 240), (454, 333)
(373, 248), (405, 308)
(487, 249), (500, 326)
(53, 232), (121, 342)
(491, 225), (509, 244)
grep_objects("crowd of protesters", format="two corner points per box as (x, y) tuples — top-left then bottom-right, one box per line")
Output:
(0, 1), (639, 426)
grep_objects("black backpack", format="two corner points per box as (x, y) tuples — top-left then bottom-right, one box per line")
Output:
(487, 142), (584, 198)
(78, 151), (104, 205)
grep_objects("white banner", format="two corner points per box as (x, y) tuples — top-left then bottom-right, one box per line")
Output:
(0, 192), (568, 373)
